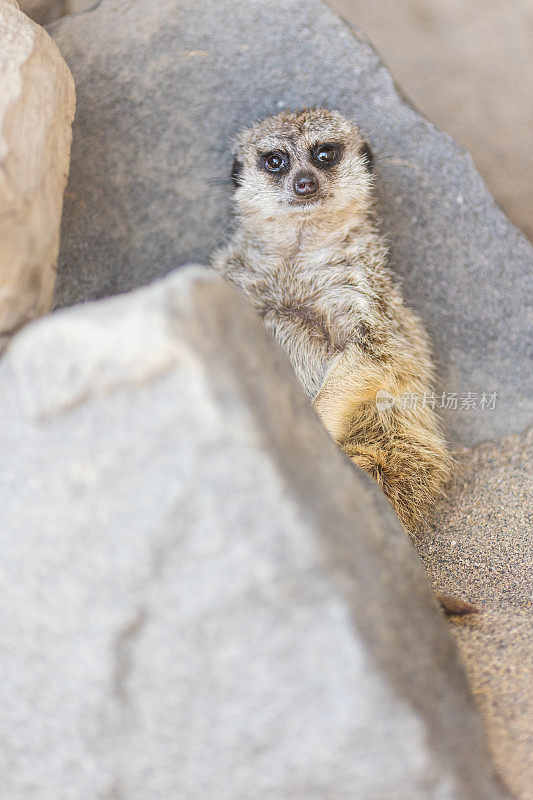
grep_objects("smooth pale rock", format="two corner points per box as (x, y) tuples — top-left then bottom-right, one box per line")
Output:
(48, 0), (532, 445)
(0, 267), (509, 799)
(0, 0), (74, 350)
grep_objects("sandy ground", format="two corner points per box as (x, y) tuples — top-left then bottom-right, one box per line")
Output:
(414, 430), (533, 800)
(328, 0), (533, 243)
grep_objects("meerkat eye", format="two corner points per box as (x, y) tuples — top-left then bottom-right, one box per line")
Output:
(312, 143), (340, 167)
(263, 151), (289, 173)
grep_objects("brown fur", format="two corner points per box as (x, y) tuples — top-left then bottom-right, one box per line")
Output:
(212, 108), (451, 531)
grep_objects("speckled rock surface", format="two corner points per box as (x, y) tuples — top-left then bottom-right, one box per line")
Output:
(16, 0), (64, 24)
(17, 0), (96, 24)
(416, 430), (533, 800)
(0, 267), (509, 799)
(47, 0), (532, 446)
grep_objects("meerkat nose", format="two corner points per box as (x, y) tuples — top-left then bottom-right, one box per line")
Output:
(293, 171), (319, 197)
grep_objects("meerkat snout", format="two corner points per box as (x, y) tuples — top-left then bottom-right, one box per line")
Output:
(292, 170), (319, 198)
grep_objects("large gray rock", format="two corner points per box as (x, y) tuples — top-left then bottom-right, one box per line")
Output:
(16, 0), (95, 25)
(48, 0), (532, 445)
(15, 0), (64, 24)
(0, 268), (509, 799)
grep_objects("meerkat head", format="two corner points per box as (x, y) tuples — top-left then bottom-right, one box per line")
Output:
(231, 108), (374, 223)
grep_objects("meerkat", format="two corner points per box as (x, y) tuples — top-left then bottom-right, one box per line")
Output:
(211, 107), (452, 535)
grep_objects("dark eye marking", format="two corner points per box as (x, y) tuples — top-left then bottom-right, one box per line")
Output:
(261, 151), (290, 174)
(360, 140), (374, 171)
(311, 142), (342, 168)
(231, 157), (243, 188)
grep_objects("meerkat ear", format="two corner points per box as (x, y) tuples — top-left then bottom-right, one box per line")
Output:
(360, 140), (374, 172)
(231, 157), (243, 188)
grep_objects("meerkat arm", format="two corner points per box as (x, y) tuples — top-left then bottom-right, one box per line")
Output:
(313, 346), (393, 443)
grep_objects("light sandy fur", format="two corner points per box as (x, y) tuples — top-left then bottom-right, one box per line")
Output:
(212, 108), (451, 531)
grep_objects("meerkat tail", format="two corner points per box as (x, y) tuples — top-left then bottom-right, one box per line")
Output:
(341, 403), (452, 532)
(312, 346), (451, 531)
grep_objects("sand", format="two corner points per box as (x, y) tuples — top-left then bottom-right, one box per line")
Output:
(415, 430), (533, 800)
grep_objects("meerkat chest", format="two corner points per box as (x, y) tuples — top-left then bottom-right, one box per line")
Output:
(256, 249), (373, 338)
(243, 250), (374, 398)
